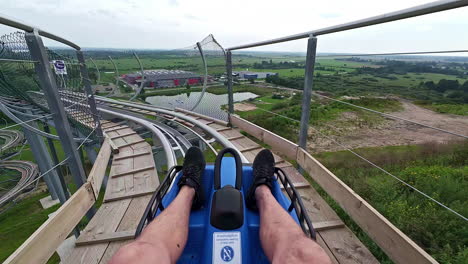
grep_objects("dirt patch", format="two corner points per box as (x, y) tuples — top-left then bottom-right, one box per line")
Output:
(234, 102), (257, 112)
(307, 99), (468, 153)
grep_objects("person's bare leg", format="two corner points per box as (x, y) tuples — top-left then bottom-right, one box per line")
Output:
(109, 186), (194, 264)
(256, 185), (332, 264)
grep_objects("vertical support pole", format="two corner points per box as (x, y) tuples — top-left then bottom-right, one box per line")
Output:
(43, 123), (69, 199)
(25, 32), (88, 190)
(226, 50), (234, 124)
(21, 126), (67, 203)
(298, 35), (318, 150)
(76, 50), (103, 138)
(43, 123), (80, 237)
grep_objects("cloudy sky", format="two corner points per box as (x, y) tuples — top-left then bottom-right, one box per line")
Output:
(1, 0), (467, 53)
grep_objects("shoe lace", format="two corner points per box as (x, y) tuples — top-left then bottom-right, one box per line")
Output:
(254, 165), (276, 182)
(183, 166), (202, 181)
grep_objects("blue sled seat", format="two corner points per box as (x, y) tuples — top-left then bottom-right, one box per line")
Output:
(136, 148), (315, 264)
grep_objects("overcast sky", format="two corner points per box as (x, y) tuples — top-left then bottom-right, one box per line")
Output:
(1, 0), (467, 53)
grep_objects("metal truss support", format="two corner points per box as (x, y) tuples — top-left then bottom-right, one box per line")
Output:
(22, 122), (67, 203)
(25, 32), (88, 191)
(43, 123), (69, 199)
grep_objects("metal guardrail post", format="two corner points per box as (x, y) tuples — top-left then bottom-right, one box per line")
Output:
(43, 123), (69, 198)
(298, 35), (317, 149)
(22, 124), (67, 203)
(76, 50), (103, 139)
(226, 50), (234, 123)
(25, 32), (88, 190)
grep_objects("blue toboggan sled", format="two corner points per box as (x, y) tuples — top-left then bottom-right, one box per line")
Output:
(136, 148), (315, 264)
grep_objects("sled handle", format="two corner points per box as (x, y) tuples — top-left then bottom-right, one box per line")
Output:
(214, 148), (243, 190)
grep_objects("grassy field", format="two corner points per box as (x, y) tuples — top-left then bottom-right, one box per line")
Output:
(237, 91), (403, 142)
(313, 141), (468, 263)
(0, 191), (60, 262)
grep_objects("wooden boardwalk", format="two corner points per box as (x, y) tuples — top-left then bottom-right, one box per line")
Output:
(64, 122), (159, 264)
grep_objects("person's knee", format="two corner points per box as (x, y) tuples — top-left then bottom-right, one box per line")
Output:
(109, 241), (171, 264)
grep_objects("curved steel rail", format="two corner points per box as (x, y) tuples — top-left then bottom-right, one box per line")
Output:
(0, 130), (24, 152)
(129, 52), (146, 101)
(96, 96), (248, 163)
(105, 56), (120, 97)
(89, 58), (101, 85)
(0, 160), (39, 206)
(99, 107), (177, 168)
(189, 42), (208, 111)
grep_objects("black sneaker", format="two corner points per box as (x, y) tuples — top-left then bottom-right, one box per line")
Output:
(246, 149), (276, 210)
(178, 147), (206, 210)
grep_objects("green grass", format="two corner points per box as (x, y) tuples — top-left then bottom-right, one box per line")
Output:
(0, 169), (21, 193)
(238, 94), (403, 142)
(0, 192), (60, 262)
(312, 141), (468, 263)
(416, 102), (468, 116)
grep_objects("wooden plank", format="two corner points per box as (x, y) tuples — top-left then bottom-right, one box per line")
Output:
(87, 140), (112, 198)
(240, 145), (262, 152)
(75, 230), (135, 246)
(298, 187), (378, 264)
(313, 220), (345, 231)
(99, 196), (152, 263)
(114, 151), (151, 161)
(231, 137), (258, 150)
(107, 138), (120, 154)
(296, 148), (437, 264)
(104, 138), (158, 202)
(104, 190), (155, 202)
(110, 165), (155, 178)
(117, 139), (146, 148)
(262, 129), (298, 161)
(216, 127), (231, 132)
(104, 126), (128, 133)
(4, 183), (95, 264)
(102, 123), (124, 129)
(104, 144), (134, 203)
(230, 114), (264, 140)
(231, 115), (298, 160)
(64, 200), (132, 264)
(110, 132), (137, 139)
(226, 135), (244, 141)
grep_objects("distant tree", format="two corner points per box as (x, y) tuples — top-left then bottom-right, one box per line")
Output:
(186, 83), (191, 89)
(461, 80), (468, 93)
(436, 79), (459, 93)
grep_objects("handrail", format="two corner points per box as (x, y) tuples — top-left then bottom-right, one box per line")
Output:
(227, 0), (468, 50)
(0, 14), (80, 50)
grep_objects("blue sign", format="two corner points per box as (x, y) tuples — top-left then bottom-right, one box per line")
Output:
(54, 61), (65, 69)
(220, 246), (234, 262)
(52, 60), (67, 75)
